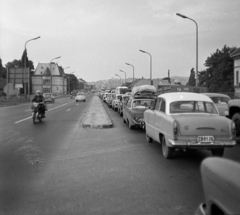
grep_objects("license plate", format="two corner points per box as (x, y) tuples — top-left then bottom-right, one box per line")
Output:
(197, 136), (214, 143)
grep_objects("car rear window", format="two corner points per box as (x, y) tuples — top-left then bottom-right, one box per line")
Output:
(210, 96), (230, 104)
(170, 101), (218, 114)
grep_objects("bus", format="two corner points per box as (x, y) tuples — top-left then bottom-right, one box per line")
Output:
(116, 86), (131, 95)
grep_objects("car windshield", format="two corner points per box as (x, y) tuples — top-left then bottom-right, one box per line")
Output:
(209, 96), (230, 104)
(170, 101), (218, 114)
(123, 96), (129, 101)
(132, 99), (154, 108)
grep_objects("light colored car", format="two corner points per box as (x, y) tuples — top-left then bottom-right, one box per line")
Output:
(75, 92), (86, 102)
(195, 157), (240, 215)
(118, 95), (130, 116)
(203, 93), (230, 117)
(112, 94), (122, 111)
(144, 92), (236, 159)
(43, 93), (55, 103)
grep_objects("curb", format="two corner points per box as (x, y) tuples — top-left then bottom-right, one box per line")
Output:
(81, 96), (113, 129)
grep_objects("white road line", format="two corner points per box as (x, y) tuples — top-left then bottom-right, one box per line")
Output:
(66, 108), (71, 112)
(24, 110), (32, 112)
(15, 103), (69, 124)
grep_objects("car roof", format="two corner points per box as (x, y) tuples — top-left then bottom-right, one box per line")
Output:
(158, 92), (213, 103)
(202, 93), (230, 98)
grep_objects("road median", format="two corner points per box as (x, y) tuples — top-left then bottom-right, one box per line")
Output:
(82, 95), (113, 129)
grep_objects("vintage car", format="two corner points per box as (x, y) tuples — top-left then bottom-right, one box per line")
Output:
(123, 85), (156, 129)
(203, 93), (230, 117)
(106, 93), (116, 107)
(112, 94), (122, 111)
(103, 92), (109, 103)
(75, 92), (86, 102)
(43, 93), (55, 103)
(195, 157), (240, 215)
(144, 92), (236, 159)
(118, 94), (131, 116)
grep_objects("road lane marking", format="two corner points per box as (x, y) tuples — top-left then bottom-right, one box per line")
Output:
(66, 108), (71, 112)
(15, 103), (69, 124)
(24, 109), (32, 112)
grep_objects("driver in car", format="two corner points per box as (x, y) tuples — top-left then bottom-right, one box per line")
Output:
(31, 90), (46, 117)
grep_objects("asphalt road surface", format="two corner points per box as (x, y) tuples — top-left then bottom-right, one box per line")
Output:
(0, 94), (239, 215)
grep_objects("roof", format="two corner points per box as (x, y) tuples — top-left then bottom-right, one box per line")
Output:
(202, 93), (230, 98)
(42, 67), (51, 76)
(158, 92), (212, 103)
(230, 48), (240, 58)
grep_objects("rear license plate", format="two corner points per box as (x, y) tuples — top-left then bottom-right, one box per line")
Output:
(197, 136), (214, 143)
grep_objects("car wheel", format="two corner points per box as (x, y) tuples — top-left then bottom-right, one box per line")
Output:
(161, 136), (174, 159)
(123, 115), (126, 123)
(211, 148), (224, 157)
(232, 113), (240, 142)
(76, 100), (78, 102)
(146, 133), (153, 143)
(84, 100), (86, 102)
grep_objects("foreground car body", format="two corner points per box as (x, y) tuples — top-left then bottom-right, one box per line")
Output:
(144, 92), (236, 159)
(195, 157), (240, 215)
(75, 92), (86, 102)
(203, 93), (230, 117)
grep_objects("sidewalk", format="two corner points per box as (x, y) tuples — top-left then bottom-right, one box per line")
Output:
(82, 95), (113, 129)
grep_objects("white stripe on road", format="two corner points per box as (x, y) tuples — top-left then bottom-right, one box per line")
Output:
(66, 108), (71, 112)
(15, 103), (69, 124)
(24, 110), (32, 112)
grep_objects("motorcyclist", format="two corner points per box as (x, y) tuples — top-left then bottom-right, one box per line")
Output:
(31, 90), (46, 117)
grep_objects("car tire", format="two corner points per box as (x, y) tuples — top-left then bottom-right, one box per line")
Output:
(211, 148), (224, 157)
(161, 136), (174, 159)
(146, 133), (153, 143)
(232, 113), (240, 143)
(123, 115), (126, 123)
(84, 100), (86, 102)
(76, 100), (78, 102)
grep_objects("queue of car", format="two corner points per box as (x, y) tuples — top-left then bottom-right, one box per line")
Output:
(98, 85), (236, 159)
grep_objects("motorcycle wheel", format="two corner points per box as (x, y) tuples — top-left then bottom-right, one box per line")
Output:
(33, 113), (36, 124)
(38, 114), (42, 122)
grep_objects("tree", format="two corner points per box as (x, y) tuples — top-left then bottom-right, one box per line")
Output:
(0, 58), (6, 78)
(5, 59), (34, 71)
(186, 68), (196, 86)
(198, 45), (237, 92)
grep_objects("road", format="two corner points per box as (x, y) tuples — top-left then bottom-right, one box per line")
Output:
(0, 94), (239, 215)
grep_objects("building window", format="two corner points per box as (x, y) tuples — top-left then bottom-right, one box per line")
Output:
(43, 88), (51, 93)
(43, 79), (51, 84)
(237, 71), (239, 86)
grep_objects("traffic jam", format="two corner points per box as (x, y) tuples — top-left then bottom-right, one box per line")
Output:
(98, 85), (236, 159)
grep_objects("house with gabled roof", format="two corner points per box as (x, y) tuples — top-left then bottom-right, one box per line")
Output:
(33, 63), (67, 94)
(230, 47), (240, 94)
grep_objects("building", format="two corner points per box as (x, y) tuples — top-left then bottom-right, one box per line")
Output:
(33, 63), (67, 94)
(231, 48), (240, 94)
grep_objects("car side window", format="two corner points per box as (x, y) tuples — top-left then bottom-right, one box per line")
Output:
(127, 99), (132, 108)
(154, 98), (161, 111)
(160, 99), (166, 113)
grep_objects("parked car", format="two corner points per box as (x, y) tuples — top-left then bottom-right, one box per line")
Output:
(103, 92), (109, 103)
(118, 95), (130, 116)
(228, 99), (240, 143)
(112, 94), (122, 111)
(75, 92), (86, 102)
(144, 92), (236, 159)
(123, 85), (156, 129)
(203, 93), (230, 117)
(43, 93), (55, 103)
(195, 157), (240, 215)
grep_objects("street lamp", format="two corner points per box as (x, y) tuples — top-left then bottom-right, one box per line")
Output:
(115, 74), (122, 85)
(119, 70), (126, 85)
(176, 13), (198, 87)
(24, 36), (40, 100)
(139, 49), (153, 85)
(50, 56), (61, 93)
(125, 63), (134, 82)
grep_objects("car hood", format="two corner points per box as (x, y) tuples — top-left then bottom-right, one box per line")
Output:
(172, 114), (232, 136)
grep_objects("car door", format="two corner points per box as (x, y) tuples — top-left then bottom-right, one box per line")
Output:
(154, 98), (166, 141)
(147, 98), (161, 140)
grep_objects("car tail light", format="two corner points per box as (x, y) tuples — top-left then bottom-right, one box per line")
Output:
(173, 121), (178, 137)
(231, 122), (236, 136)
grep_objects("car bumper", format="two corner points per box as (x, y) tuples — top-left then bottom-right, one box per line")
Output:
(195, 204), (207, 215)
(168, 139), (236, 148)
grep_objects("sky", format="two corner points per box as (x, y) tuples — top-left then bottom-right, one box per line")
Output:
(1, 0), (240, 82)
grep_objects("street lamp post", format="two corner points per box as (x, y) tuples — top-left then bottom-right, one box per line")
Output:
(139, 50), (153, 85)
(24, 36), (40, 100)
(176, 13), (198, 87)
(119, 70), (126, 85)
(115, 74), (121, 86)
(125, 63), (134, 82)
(50, 56), (61, 93)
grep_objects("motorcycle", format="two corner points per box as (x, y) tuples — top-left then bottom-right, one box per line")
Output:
(32, 102), (45, 124)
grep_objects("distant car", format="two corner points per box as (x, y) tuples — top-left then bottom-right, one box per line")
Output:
(112, 94), (122, 111)
(43, 93), (55, 103)
(75, 92), (86, 102)
(203, 93), (230, 117)
(144, 92), (236, 159)
(195, 157), (240, 215)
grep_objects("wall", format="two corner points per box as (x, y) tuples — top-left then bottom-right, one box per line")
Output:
(234, 58), (240, 86)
